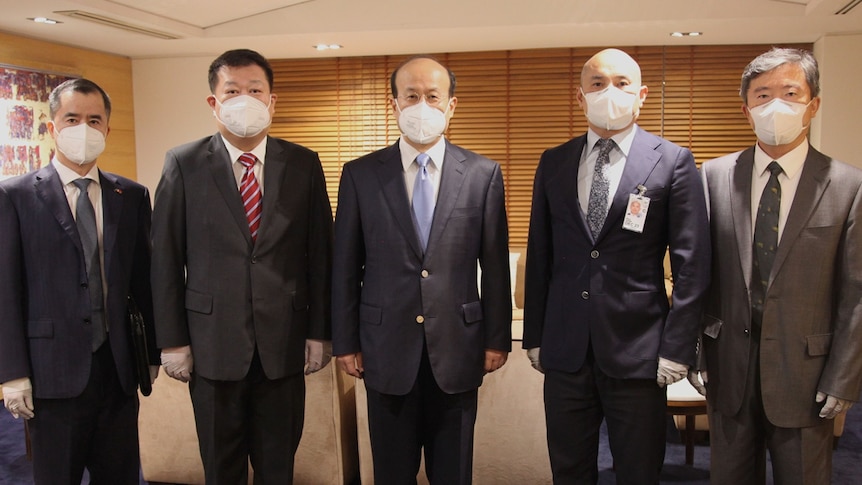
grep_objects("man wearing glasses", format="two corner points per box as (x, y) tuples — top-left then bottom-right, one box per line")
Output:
(332, 55), (512, 485)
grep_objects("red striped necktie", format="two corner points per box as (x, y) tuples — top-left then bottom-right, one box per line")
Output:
(238, 153), (262, 242)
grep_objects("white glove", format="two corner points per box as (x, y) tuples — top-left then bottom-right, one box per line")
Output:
(149, 365), (160, 384)
(526, 347), (544, 373)
(161, 345), (194, 382)
(2, 377), (35, 420)
(686, 370), (707, 396)
(816, 392), (854, 419)
(657, 357), (688, 387)
(305, 339), (333, 375)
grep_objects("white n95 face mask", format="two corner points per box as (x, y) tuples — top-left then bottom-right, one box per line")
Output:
(397, 100), (449, 145)
(215, 95), (272, 138)
(54, 124), (106, 165)
(582, 86), (639, 131)
(748, 98), (810, 146)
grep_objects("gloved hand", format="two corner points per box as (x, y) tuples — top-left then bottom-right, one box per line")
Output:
(149, 365), (160, 384)
(2, 377), (35, 420)
(526, 347), (544, 373)
(816, 392), (854, 419)
(687, 370), (707, 396)
(656, 357), (688, 387)
(305, 339), (333, 375)
(161, 345), (194, 382)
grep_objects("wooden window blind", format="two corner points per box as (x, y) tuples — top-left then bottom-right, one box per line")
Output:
(271, 43), (810, 247)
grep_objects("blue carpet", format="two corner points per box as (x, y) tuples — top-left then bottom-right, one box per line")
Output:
(1, 404), (860, 483)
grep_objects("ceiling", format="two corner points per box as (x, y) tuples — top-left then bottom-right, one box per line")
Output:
(0, 0), (861, 60)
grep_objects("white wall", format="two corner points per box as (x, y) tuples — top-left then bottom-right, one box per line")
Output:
(133, 39), (862, 189)
(814, 33), (862, 170)
(133, 56), (214, 193)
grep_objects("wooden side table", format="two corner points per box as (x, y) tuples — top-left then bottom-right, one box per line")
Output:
(666, 380), (707, 466)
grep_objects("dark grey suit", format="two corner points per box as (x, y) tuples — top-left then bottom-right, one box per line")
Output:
(702, 146), (862, 484)
(332, 140), (511, 483)
(0, 163), (156, 483)
(151, 133), (332, 483)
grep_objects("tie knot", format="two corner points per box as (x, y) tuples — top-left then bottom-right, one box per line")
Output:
(596, 138), (615, 157)
(72, 178), (91, 192)
(239, 153), (257, 169)
(767, 161), (783, 177)
(416, 153), (431, 168)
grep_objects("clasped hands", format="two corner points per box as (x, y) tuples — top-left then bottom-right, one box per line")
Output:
(526, 349), (691, 388)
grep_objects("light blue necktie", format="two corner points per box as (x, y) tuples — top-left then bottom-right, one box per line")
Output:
(412, 153), (435, 251)
(72, 178), (107, 351)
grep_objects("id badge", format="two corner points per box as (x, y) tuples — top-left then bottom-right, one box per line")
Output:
(623, 193), (650, 233)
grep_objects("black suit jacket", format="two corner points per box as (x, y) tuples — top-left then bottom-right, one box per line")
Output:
(151, 134), (332, 381)
(0, 164), (156, 398)
(332, 141), (512, 395)
(523, 127), (710, 378)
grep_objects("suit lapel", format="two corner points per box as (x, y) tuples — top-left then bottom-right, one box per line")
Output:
(256, 138), (287, 249)
(34, 165), (82, 253)
(376, 144), (424, 259)
(599, 128), (660, 242)
(562, 136), (593, 242)
(208, 134), (253, 246)
(770, 148), (830, 284)
(425, 143), (467, 256)
(99, 171), (123, 277)
(730, 149), (755, 289)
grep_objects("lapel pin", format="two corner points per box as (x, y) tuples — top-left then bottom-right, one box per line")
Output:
(114, 188), (123, 194)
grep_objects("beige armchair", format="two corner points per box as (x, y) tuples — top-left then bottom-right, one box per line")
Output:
(138, 361), (359, 484)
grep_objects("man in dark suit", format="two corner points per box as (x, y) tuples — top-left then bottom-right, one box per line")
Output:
(332, 55), (512, 484)
(151, 49), (333, 484)
(697, 47), (862, 484)
(523, 48), (711, 484)
(0, 78), (157, 483)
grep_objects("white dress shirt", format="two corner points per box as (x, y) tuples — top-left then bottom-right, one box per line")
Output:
(400, 136), (446, 204)
(222, 136), (267, 194)
(751, 141), (808, 243)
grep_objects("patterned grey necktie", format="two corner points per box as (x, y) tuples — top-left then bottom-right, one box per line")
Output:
(587, 139), (615, 238)
(751, 161), (782, 327)
(72, 178), (107, 351)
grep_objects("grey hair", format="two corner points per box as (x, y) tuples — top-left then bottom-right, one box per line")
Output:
(740, 47), (820, 103)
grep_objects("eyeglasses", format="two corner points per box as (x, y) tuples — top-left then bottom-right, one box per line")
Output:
(396, 93), (448, 108)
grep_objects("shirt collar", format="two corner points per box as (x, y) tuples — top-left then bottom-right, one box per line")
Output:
(754, 141), (809, 179)
(586, 124), (637, 158)
(399, 137), (447, 172)
(221, 135), (268, 165)
(52, 158), (100, 186)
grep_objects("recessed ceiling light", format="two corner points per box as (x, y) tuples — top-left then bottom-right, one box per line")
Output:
(313, 44), (343, 51)
(28, 17), (62, 25)
(670, 31), (702, 37)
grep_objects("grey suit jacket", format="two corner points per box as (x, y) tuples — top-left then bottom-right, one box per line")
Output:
(331, 140), (512, 395)
(151, 134), (332, 381)
(702, 145), (862, 427)
(0, 164), (156, 398)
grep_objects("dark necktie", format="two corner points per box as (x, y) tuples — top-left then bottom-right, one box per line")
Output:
(587, 139), (615, 238)
(751, 161), (783, 326)
(72, 178), (106, 351)
(238, 153), (263, 242)
(412, 153), (435, 251)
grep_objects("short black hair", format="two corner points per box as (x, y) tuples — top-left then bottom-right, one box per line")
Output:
(390, 55), (456, 98)
(208, 49), (274, 93)
(48, 78), (112, 119)
(740, 47), (820, 103)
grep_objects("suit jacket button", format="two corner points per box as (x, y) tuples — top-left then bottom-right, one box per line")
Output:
(590, 250), (599, 259)
(416, 315), (425, 324)
(83, 318), (91, 324)
(581, 291), (589, 299)
(81, 283), (88, 288)
(744, 328), (750, 336)
(421, 270), (429, 278)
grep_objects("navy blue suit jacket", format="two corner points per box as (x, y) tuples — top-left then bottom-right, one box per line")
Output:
(0, 164), (156, 398)
(332, 141), (512, 395)
(523, 127), (710, 378)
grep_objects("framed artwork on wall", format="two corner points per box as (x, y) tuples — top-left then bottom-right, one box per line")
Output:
(0, 64), (75, 181)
